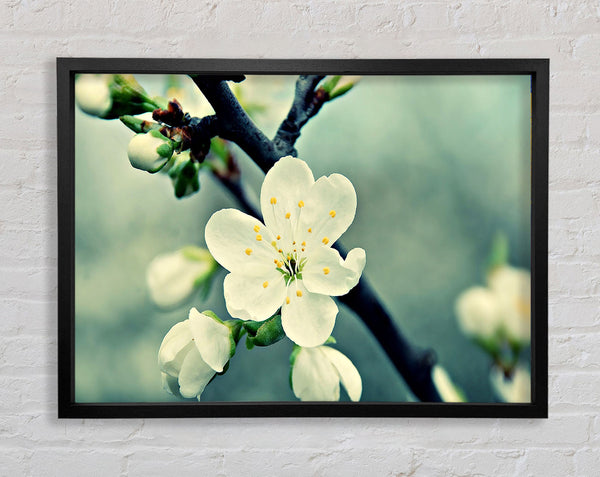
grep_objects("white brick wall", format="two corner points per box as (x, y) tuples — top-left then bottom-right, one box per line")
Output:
(1, 0), (598, 475)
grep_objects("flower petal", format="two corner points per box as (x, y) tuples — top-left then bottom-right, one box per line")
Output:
(297, 173), (357, 249)
(291, 347), (340, 401)
(158, 320), (194, 376)
(260, 156), (315, 244)
(223, 271), (286, 322)
(205, 208), (276, 276)
(303, 247), (366, 296)
(188, 308), (234, 373)
(320, 346), (362, 401)
(490, 365), (531, 403)
(488, 266), (531, 343)
(281, 281), (337, 347)
(455, 286), (502, 339)
(161, 371), (180, 396)
(431, 365), (464, 403)
(178, 346), (215, 399)
(146, 250), (212, 309)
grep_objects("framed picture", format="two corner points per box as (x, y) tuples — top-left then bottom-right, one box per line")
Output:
(57, 58), (548, 418)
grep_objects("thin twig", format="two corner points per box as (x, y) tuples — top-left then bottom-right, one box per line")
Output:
(191, 76), (442, 402)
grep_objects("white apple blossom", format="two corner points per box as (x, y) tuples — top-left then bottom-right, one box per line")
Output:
(490, 365), (531, 403)
(290, 345), (362, 401)
(205, 156), (366, 347)
(158, 308), (235, 400)
(146, 246), (217, 309)
(455, 265), (531, 344)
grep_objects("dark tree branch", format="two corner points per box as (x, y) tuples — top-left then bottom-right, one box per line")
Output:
(191, 76), (442, 402)
(273, 75), (326, 156)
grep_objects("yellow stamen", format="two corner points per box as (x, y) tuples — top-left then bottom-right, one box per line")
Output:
(286, 296), (290, 304)
(263, 281), (269, 288)
(277, 235), (281, 240)
(301, 241), (306, 246)
(287, 255), (291, 261)
(323, 267), (330, 275)
(253, 225), (260, 232)
(245, 248), (252, 255)
(322, 237), (329, 245)
(308, 228), (312, 233)
(271, 241), (277, 247)
(329, 210), (336, 218)
(256, 234), (262, 241)
(293, 241), (296, 245)
(302, 248), (305, 252)
(277, 261), (283, 268)
(293, 249), (297, 252)
(278, 249), (282, 253)
(285, 212), (291, 219)
(296, 290), (303, 297)
(298, 200), (304, 208)
(270, 197), (277, 205)
(274, 259), (278, 264)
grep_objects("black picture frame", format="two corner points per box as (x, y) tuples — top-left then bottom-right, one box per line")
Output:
(57, 58), (548, 418)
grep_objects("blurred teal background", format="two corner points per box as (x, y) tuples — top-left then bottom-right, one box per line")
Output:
(75, 74), (531, 403)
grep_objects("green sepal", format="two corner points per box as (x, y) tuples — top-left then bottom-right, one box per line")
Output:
(156, 142), (174, 158)
(242, 314), (285, 347)
(103, 74), (160, 119)
(119, 115), (160, 133)
(324, 336), (336, 345)
(168, 153), (201, 199)
(201, 309), (222, 323)
(321, 75), (341, 94)
(224, 320), (245, 345)
(329, 82), (355, 100)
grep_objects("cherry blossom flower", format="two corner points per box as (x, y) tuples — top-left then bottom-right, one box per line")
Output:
(290, 345), (362, 401)
(158, 308), (235, 400)
(205, 156), (366, 347)
(455, 265), (531, 344)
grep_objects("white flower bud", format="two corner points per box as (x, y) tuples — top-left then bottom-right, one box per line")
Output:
(127, 130), (173, 173)
(75, 75), (112, 117)
(490, 365), (531, 403)
(146, 247), (217, 309)
(158, 308), (235, 400)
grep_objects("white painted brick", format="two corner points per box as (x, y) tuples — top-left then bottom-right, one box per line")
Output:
(520, 449), (577, 476)
(575, 448), (600, 476)
(30, 449), (123, 477)
(548, 261), (600, 297)
(550, 373), (600, 408)
(550, 332), (600, 369)
(549, 298), (600, 328)
(126, 448), (224, 476)
(413, 448), (523, 477)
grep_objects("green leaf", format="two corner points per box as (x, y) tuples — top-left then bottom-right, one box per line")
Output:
(486, 232), (509, 272)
